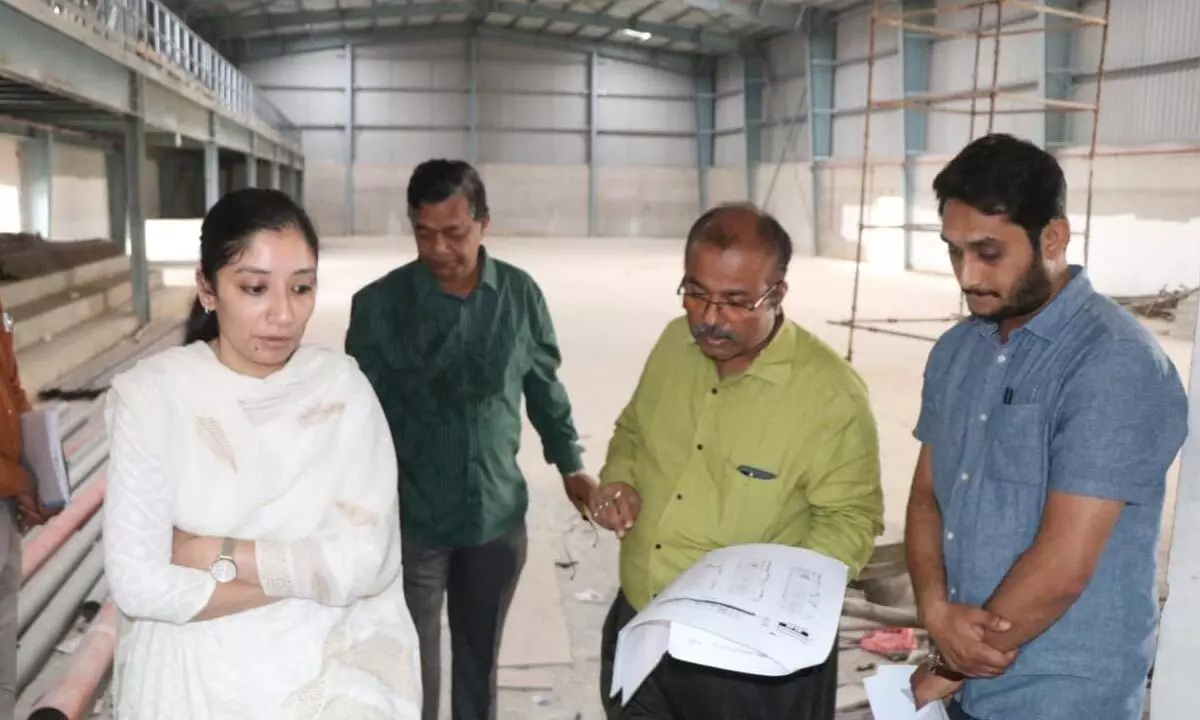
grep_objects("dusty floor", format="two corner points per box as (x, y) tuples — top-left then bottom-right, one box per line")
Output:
(185, 235), (1194, 719)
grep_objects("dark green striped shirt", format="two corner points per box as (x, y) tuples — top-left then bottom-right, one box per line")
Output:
(345, 248), (584, 547)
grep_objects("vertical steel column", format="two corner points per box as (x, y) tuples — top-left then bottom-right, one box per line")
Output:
(742, 51), (764, 204)
(343, 43), (356, 236)
(20, 131), (53, 238)
(246, 136), (258, 188)
(587, 51), (598, 237)
(807, 12), (836, 258)
(899, 0), (933, 270)
(693, 60), (715, 214)
(270, 149), (282, 191)
(125, 75), (150, 325)
(204, 112), (219, 211)
(105, 149), (127, 245)
(1040, 0), (1074, 149)
(468, 34), (479, 165)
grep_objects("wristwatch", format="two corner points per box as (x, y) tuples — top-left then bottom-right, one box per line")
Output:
(928, 645), (966, 682)
(209, 537), (238, 584)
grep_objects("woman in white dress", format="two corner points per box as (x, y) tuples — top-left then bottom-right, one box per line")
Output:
(102, 188), (422, 719)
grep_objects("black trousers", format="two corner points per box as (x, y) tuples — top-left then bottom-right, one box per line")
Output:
(403, 522), (528, 720)
(599, 591), (839, 720)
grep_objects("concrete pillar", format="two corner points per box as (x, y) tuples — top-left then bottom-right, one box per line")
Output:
(246, 154), (258, 188)
(270, 161), (281, 191)
(19, 131), (53, 238)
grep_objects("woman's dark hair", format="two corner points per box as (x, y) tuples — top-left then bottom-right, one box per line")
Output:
(407, 159), (489, 221)
(184, 188), (320, 345)
(932, 132), (1067, 250)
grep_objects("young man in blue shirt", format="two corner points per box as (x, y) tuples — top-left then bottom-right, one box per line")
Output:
(905, 133), (1188, 719)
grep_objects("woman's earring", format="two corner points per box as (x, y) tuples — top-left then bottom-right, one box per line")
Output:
(204, 305), (213, 315)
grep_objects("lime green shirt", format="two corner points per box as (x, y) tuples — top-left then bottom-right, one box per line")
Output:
(600, 316), (885, 611)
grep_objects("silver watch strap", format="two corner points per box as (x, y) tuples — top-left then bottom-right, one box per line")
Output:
(219, 536), (236, 560)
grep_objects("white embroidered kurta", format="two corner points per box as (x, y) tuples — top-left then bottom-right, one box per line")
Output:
(103, 341), (422, 719)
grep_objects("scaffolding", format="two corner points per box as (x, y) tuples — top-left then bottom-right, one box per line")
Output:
(835, 0), (1112, 363)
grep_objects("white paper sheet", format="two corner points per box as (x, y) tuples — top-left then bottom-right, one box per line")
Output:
(863, 664), (952, 720)
(610, 544), (848, 705)
(19, 408), (71, 510)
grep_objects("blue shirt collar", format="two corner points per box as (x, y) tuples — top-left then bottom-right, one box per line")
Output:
(972, 264), (1091, 342)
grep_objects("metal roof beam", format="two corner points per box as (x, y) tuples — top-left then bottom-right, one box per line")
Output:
(211, 0), (738, 53)
(231, 24), (697, 75)
(680, 0), (803, 31)
(491, 2), (737, 53)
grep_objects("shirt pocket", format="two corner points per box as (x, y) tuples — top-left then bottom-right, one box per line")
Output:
(977, 403), (1048, 570)
(717, 459), (788, 544)
(985, 403), (1049, 488)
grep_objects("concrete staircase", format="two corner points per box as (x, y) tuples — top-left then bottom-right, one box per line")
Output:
(3, 255), (194, 394)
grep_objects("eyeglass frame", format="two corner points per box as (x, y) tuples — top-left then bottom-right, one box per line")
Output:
(676, 278), (783, 315)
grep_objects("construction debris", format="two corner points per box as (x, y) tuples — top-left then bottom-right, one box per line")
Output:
(0, 233), (122, 282)
(1113, 286), (1199, 321)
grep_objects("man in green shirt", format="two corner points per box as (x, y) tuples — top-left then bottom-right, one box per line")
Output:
(345, 159), (597, 720)
(589, 203), (884, 720)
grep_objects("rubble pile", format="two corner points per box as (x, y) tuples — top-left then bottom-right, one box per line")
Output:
(0, 233), (122, 282)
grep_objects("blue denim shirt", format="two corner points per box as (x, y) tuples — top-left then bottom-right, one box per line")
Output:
(915, 266), (1188, 720)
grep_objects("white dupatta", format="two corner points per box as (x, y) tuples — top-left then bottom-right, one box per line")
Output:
(103, 341), (422, 718)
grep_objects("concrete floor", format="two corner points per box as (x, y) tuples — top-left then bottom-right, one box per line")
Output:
(286, 235), (1191, 719)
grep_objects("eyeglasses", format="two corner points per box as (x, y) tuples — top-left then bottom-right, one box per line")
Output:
(677, 280), (781, 316)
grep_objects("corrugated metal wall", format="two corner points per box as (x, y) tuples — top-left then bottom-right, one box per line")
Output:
(1073, 0), (1200, 146)
(242, 39), (699, 236)
(832, 6), (902, 158)
(762, 34), (810, 164)
(247, 40), (695, 169)
(714, 55), (745, 168)
(820, 0), (1200, 156)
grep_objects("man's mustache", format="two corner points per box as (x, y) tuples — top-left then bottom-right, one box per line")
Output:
(693, 324), (735, 341)
(964, 289), (1000, 298)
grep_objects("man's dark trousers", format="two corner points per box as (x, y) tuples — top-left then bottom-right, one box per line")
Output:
(599, 590), (839, 720)
(403, 522), (528, 720)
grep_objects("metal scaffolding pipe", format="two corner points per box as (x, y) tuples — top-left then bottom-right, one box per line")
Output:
(21, 474), (105, 582)
(17, 546), (106, 693)
(27, 600), (117, 720)
(67, 443), (106, 492)
(18, 512), (103, 636)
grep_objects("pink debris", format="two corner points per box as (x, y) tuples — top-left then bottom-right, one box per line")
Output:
(859, 627), (917, 657)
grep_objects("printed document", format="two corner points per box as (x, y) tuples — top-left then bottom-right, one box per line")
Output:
(609, 543), (848, 705)
(20, 408), (71, 510)
(864, 664), (952, 720)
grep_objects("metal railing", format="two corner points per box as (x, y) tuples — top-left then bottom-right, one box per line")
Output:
(24, 0), (301, 147)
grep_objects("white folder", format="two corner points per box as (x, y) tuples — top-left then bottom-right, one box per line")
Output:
(19, 408), (71, 510)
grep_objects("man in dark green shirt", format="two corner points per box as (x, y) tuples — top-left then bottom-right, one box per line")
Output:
(345, 159), (596, 720)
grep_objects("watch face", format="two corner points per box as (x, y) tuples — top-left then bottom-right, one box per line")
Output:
(211, 558), (237, 584)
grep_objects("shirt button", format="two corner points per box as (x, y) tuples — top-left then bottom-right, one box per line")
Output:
(711, 388), (718, 395)
(655, 543), (662, 550)
(960, 472), (969, 481)
(979, 413), (988, 422)
(946, 531), (955, 540)
(950, 588), (958, 597)
(676, 493), (683, 500)
(997, 354), (1007, 363)
(696, 444), (703, 450)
